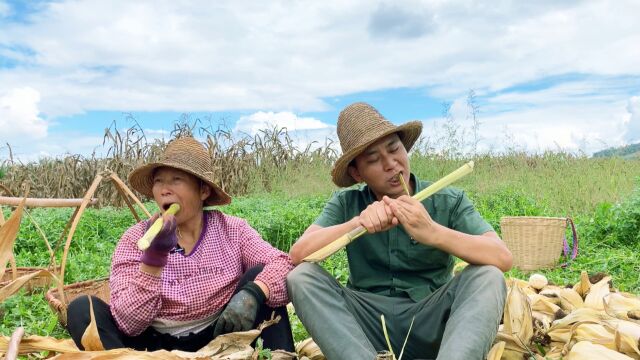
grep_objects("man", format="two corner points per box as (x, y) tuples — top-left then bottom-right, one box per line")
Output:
(287, 102), (512, 360)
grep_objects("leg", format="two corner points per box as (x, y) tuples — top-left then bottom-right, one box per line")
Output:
(67, 295), (126, 350)
(436, 265), (506, 360)
(287, 262), (379, 360)
(67, 295), (162, 351)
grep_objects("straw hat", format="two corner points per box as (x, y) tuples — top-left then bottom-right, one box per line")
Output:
(128, 137), (231, 206)
(331, 102), (423, 187)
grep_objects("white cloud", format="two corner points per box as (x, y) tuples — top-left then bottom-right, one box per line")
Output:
(0, 0), (638, 118)
(421, 82), (634, 155)
(235, 111), (336, 150)
(0, 87), (48, 139)
(624, 96), (640, 143)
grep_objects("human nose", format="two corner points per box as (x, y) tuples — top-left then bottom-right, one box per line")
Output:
(381, 154), (397, 171)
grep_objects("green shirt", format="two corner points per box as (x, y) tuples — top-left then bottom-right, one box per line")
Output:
(314, 173), (493, 302)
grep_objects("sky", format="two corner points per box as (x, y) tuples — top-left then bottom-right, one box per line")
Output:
(0, 0), (639, 161)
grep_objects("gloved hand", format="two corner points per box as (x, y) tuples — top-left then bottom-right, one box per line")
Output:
(140, 214), (178, 267)
(213, 282), (266, 337)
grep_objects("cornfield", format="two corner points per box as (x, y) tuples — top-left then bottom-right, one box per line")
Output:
(0, 119), (338, 206)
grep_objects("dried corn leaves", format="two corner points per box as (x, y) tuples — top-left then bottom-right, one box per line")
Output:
(498, 272), (640, 359)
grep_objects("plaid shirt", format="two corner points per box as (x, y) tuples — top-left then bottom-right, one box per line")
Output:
(109, 210), (293, 336)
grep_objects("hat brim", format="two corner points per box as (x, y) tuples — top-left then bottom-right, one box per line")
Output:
(331, 121), (423, 187)
(128, 161), (231, 207)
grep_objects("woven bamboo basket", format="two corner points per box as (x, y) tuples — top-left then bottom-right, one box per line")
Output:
(0, 266), (61, 294)
(45, 278), (110, 327)
(500, 216), (567, 271)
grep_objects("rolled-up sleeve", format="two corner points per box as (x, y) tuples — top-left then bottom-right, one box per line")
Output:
(109, 223), (163, 336)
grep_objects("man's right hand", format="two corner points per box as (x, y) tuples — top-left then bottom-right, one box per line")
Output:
(356, 197), (398, 233)
(140, 214), (178, 267)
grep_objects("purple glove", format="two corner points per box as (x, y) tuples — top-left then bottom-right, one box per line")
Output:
(140, 214), (178, 267)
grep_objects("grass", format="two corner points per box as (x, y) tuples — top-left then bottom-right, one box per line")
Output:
(1, 153), (640, 346)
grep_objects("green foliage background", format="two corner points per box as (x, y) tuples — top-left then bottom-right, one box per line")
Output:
(1, 154), (640, 345)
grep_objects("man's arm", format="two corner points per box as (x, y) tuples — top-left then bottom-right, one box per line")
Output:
(289, 200), (398, 265)
(289, 220), (358, 265)
(383, 195), (513, 272)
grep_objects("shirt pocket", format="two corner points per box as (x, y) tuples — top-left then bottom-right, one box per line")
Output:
(400, 239), (451, 271)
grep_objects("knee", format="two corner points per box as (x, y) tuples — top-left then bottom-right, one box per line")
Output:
(463, 265), (506, 293)
(286, 262), (321, 295)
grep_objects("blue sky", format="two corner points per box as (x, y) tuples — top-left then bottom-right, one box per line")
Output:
(0, 0), (639, 161)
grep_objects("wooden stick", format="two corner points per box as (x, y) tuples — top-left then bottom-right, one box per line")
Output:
(108, 172), (151, 219)
(0, 197), (98, 208)
(58, 174), (103, 305)
(303, 161), (475, 262)
(6, 326), (25, 360)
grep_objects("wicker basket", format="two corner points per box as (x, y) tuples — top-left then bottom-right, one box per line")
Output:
(45, 278), (110, 327)
(500, 216), (567, 271)
(0, 266), (61, 294)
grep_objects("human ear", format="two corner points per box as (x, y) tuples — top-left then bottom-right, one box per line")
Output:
(200, 183), (212, 201)
(348, 164), (363, 183)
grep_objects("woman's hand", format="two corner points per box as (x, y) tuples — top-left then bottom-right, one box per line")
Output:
(140, 214), (178, 267)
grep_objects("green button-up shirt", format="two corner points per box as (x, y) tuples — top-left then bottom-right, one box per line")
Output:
(314, 173), (493, 302)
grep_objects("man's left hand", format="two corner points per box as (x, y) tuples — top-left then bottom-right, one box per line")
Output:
(383, 195), (437, 244)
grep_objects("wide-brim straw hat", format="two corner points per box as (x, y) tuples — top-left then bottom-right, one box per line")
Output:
(332, 102), (423, 187)
(128, 137), (231, 206)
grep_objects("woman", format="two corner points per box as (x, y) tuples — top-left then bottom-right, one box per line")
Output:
(66, 136), (295, 352)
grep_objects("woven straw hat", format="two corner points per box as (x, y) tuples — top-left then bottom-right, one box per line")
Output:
(331, 102), (423, 187)
(128, 137), (231, 206)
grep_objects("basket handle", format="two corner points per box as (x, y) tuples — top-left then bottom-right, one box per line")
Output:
(560, 217), (579, 268)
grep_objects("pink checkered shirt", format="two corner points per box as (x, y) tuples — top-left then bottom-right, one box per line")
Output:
(109, 210), (294, 336)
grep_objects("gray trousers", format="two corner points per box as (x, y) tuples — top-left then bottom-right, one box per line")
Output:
(287, 263), (506, 360)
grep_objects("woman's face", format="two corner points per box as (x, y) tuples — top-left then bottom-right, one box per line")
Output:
(151, 167), (210, 224)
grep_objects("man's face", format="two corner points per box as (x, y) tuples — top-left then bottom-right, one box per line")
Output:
(348, 133), (411, 200)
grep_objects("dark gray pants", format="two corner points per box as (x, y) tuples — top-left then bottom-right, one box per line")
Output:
(287, 263), (506, 360)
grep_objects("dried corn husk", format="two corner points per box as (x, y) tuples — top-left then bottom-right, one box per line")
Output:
(614, 329), (640, 357)
(558, 287), (585, 311)
(585, 276), (612, 311)
(0, 269), (59, 302)
(0, 198), (25, 281)
(80, 296), (104, 351)
(565, 341), (634, 359)
(574, 271), (592, 298)
(604, 293), (640, 320)
(295, 338), (325, 360)
(486, 341), (505, 360)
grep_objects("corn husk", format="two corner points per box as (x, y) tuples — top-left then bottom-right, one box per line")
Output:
(565, 341), (634, 359)
(574, 271), (592, 298)
(295, 338), (325, 360)
(558, 287), (585, 311)
(585, 276), (612, 311)
(604, 292), (640, 320)
(0, 269), (59, 302)
(486, 341), (505, 360)
(0, 198), (25, 281)
(80, 296), (104, 351)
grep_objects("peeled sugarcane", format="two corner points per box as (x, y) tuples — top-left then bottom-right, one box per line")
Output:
(303, 161), (475, 262)
(136, 203), (181, 250)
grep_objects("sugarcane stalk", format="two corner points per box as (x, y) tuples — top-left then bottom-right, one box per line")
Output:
(303, 161), (474, 262)
(136, 203), (181, 250)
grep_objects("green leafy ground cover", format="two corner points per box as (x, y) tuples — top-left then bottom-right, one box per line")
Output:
(1, 155), (639, 344)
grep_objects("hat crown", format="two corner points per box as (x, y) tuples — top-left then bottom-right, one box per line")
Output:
(337, 102), (397, 154)
(162, 137), (212, 175)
